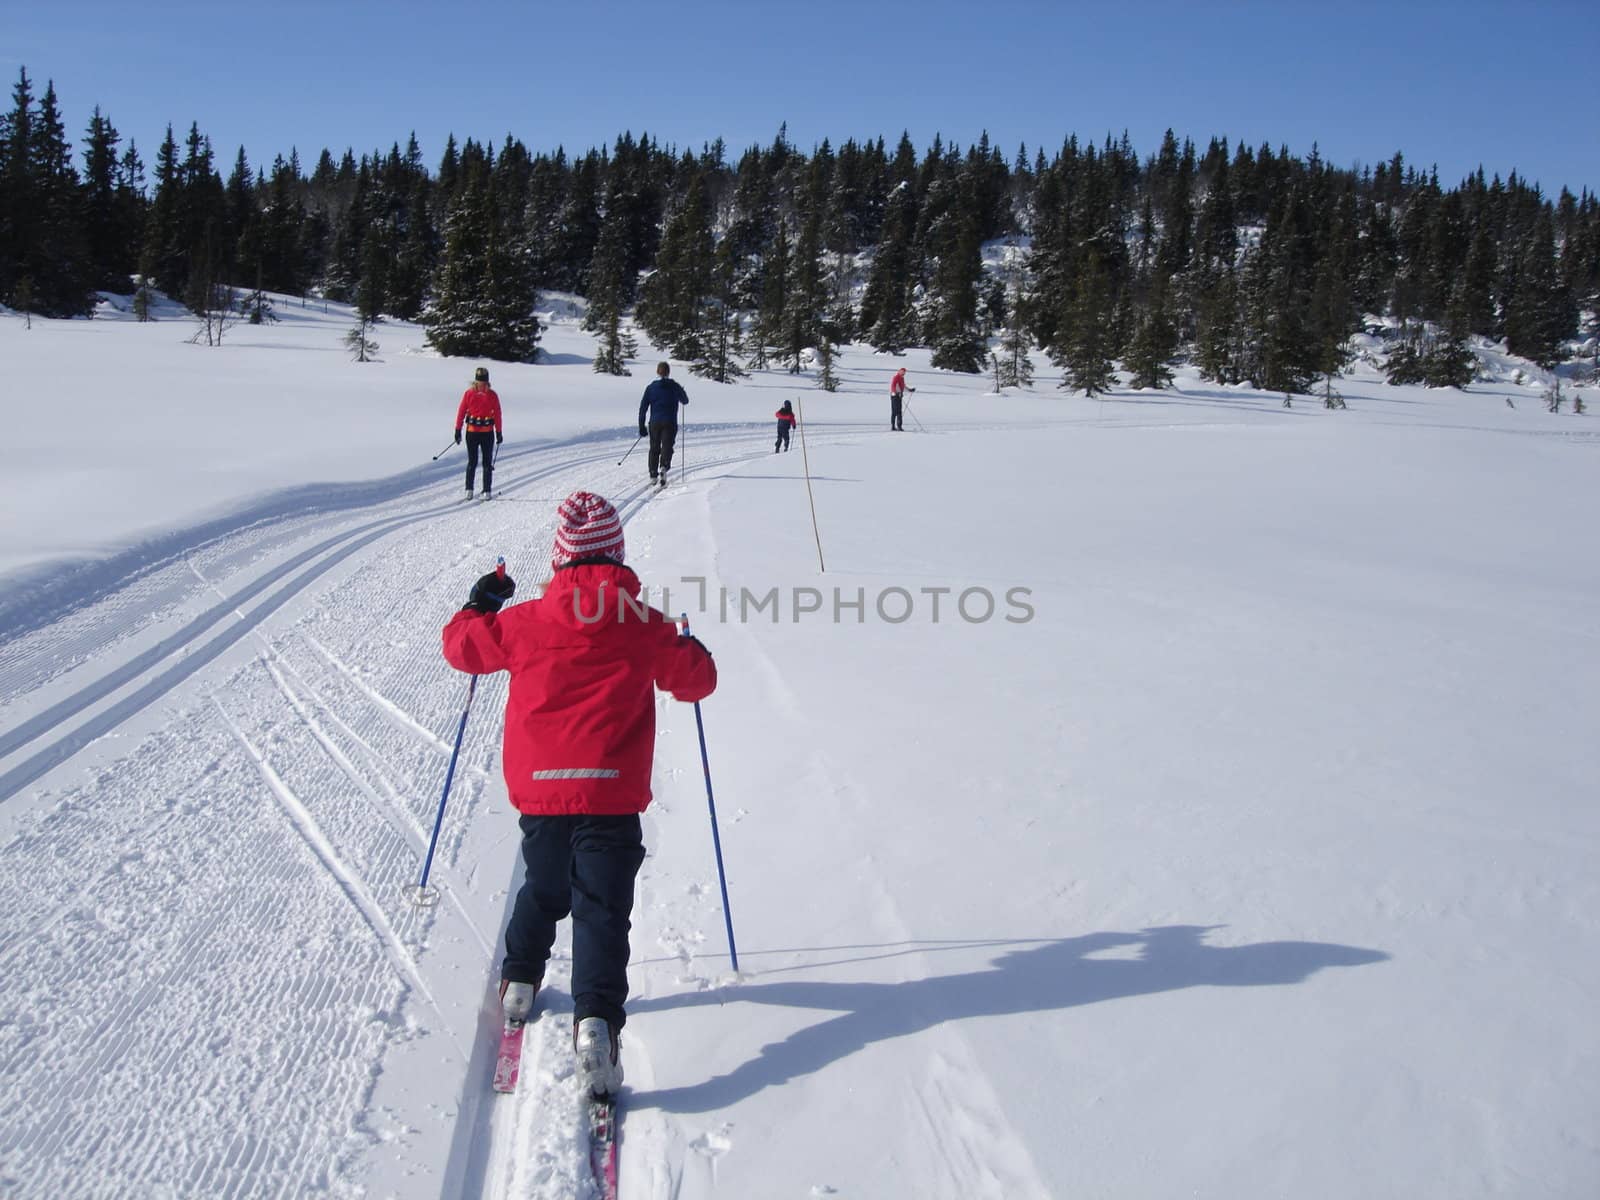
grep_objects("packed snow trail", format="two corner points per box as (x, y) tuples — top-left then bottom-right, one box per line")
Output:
(0, 424), (800, 1199)
(4, 320), (1597, 1198)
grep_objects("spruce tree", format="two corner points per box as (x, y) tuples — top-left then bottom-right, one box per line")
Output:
(355, 228), (387, 325)
(1126, 267), (1178, 389)
(176, 124), (227, 314)
(1056, 246), (1116, 396)
(927, 203), (985, 373)
(1308, 212), (1359, 396)
(994, 245), (1034, 388)
(344, 317), (379, 362)
(82, 106), (132, 289)
(131, 275), (153, 321)
(1022, 148), (1073, 352)
(636, 173), (713, 357)
(387, 178), (434, 320)
(1505, 210), (1573, 368)
(1426, 286), (1477, 388)
(784, 182), (827, 371)
(483, 200), (541, 363)
(1460, 220), (1499, 336)
(689, 238), (748, 384)
(9, 77), (93, 315)
(816, 332), (840, 391)
(1247, 187), (1319, 395)
(1194, 264), (1239, 383)
(585, 201), (636, 375)
(861, 182), (917, 351)
(754, 219), (790, 368)
(424, 175), (541, 362)
(12, 275), (33, 326)
(1383, 321), (1427, 385)
(553, 153), (604, 292)
(1, 67), (35, 305)
(690, 297), (748, 383)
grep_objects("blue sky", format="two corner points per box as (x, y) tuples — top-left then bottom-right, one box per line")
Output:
(4, 0), (1596, 195)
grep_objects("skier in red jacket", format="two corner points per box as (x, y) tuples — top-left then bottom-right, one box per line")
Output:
(441, 490), (717, 1097)
(889, 366), (914, 431)
(774, 400), (796, 452)
(453, 366), (504, 498)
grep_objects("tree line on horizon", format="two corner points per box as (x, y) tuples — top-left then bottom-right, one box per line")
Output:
(2, 66), (1597, 394)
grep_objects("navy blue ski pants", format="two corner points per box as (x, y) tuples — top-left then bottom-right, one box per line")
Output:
(464, 431), (495, 493)
(502, 812), (646, 1030)
(647, 420), (678, 479)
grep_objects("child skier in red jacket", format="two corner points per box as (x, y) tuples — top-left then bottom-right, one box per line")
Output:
(774, 400), (796, 452)
(441, 490), (717, 1097)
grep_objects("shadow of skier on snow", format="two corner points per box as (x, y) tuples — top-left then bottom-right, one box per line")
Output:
(626, 924), (1388, 1114)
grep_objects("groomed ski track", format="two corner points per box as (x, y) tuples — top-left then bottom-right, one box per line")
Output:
(0, 424), (810, 1200)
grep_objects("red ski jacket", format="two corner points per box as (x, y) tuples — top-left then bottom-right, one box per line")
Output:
(441, 561), (717, 815)
(775, 408), (797, 425)
(455, 386), (503, 435)
(890, 369), (907, 398)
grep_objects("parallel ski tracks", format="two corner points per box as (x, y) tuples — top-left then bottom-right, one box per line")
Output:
(0, 423), (829, 1199)
(0, 432), (762, 807)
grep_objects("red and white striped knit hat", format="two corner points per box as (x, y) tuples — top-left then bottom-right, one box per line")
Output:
(551, 491), (626, 568)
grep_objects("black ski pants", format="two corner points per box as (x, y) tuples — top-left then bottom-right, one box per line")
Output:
(503, 812), (646, 1030)
(465, 431), (495, 493)
(648, 420), (678, 479)
(775, 421), (791, 451)
(890, 394), (904, 430)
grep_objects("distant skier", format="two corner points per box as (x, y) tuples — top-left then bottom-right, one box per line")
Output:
(441, 491), (718, 1097)
(774, 400), (796, 452)
(889, 366), (914, 431)
(638, 362), (689, 487)
(454, 366), (504, 498)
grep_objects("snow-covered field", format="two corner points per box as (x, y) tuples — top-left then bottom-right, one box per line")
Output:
(1, 298), (1596, 1199)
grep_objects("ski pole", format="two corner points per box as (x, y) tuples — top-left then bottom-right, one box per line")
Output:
(408, 557), (504, 906)
(431, 439), (457, 461)
(680, 615), (737, 971)
(408, 673), (478, 907)
(617, 434), (642, 466)
(681, 419), (687, 483)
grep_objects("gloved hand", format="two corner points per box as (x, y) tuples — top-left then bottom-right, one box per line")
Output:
(680, 633), (712, 657)
(454, 429), (462, 445)
(495, 431), (503, 445)
(638, 424), (648, 439)
(465, 570), (516, 614)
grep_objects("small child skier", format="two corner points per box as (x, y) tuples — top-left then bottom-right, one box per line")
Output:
(774, 400), (796, 452)
(440, 491), (718, 1097)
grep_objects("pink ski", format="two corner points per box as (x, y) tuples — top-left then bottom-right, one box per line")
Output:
(588, 1096), (619, 1198)
(491, 1022), (526, 1093)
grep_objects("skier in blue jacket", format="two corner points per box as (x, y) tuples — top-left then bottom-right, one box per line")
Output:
(637, 362), (689, 487)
